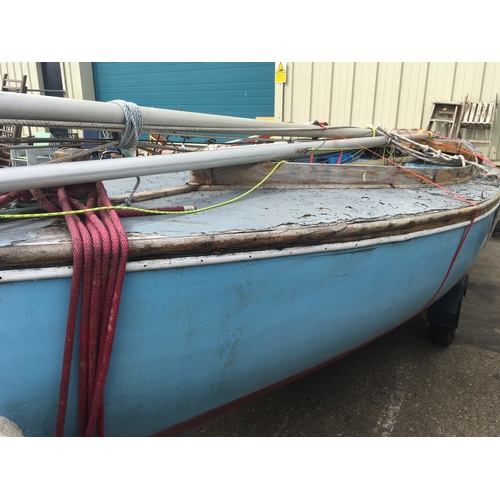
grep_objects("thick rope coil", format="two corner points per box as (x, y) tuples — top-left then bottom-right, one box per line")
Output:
(47, 141), (121, 164)
(109, 100), (144, 153)
(376, 126), (499, 182)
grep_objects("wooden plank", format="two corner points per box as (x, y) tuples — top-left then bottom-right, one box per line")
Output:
(108, 184), (196, 204)
(485, 103), (494, 124)
(193, 158), (477, 190)
(461, 100), (496, 129)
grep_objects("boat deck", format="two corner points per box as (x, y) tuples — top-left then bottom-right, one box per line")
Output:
(1, 168), (499, 269)
(112, 173), (499, 238)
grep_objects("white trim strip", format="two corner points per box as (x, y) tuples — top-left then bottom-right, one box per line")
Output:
(1, 205), (497, 283)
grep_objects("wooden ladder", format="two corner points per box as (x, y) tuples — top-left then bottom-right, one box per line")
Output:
(458, 93), (498, 158)
(1, 74), (28, 167)
(427, 101), (463, 138)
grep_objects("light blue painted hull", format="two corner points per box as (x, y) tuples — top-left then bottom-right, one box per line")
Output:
(1, 208), (498, 437)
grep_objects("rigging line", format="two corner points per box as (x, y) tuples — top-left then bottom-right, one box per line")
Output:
(381, 128), (499, 179)
(0, 118), (345, 136)
(0, 160), (287, 219)
(422, 212), (478, 310)
(324, 129), (479, 209)
(328, 128), (482, 314)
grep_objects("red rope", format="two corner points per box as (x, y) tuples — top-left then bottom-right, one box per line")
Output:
(68, 197), (106, 436)
(115, 205), (193, 216)
(30, 188), (60, 213)
(74, 209), (94, 436)
(96, 203), (121, 437)
(422, 211), (478, 311)
(48, 181), (129, 437)
(55, 187), (87, 437)
(0, 192), (20, 208)
(84, 182), (129, 437)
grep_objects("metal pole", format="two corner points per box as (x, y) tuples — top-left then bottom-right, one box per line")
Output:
(0, 92), (374, 139)
(0, 136), (392, 192)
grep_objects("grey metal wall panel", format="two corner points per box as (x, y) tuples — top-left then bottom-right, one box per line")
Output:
(0, 62), (43, 91)
(0, 62), (46, 136)
(281, 62), (500, 159)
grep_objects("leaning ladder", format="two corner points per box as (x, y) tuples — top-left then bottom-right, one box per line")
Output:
(458, 93), (498, 158)
(0, 74), (28, 167)
(427, 101), (463, 139)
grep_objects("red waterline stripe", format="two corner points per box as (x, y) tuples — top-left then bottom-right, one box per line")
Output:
(150, 312), (429, 437)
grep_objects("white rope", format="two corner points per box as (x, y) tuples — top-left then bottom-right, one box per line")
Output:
(44, 140), (121, 164)
(109, 99), (144, 153)
(376, 126), (498, 180)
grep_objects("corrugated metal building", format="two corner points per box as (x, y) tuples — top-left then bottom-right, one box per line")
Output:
(276, 62), (500, 158)
(2, 61), (500, 159)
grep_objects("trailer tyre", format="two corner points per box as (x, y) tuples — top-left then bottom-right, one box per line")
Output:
(428, 324), (455, 347)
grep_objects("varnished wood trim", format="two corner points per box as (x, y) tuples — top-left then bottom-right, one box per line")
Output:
(1, 193), (498, 269)
(192, 160), (478, 189)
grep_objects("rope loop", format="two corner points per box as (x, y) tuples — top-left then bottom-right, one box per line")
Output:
(365, 124), (377, 137)
(376, 125), (499, 182)
(109, 100), (144, 153)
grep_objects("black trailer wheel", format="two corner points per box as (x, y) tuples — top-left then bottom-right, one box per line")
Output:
(426, 274), (468, 347)
(428, 324), (456, 347)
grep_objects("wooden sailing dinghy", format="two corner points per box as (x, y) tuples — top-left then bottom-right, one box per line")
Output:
(0, 93), (499, 437)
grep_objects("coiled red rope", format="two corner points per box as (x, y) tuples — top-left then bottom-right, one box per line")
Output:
(84, 182), (129, 436)
(49, 185), (189, 436)
(55, 186), (87, 437)
(51, 182), (129, 437)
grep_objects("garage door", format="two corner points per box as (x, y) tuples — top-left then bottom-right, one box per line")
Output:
(92, 62), (275, 119)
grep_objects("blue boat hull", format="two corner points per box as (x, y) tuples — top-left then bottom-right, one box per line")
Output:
(1, 207), (498, 437)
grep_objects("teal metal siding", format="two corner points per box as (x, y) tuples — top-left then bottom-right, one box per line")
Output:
(92, 62), (274, 119)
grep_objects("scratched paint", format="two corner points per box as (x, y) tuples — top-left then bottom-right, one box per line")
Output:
(0, 213), (496, 436)
(119, 181), (498, 238)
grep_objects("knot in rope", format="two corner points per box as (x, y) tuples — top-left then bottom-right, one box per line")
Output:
(109, 100), (143, 153)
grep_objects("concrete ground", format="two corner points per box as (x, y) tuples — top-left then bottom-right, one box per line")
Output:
(194, 230), (500, 437)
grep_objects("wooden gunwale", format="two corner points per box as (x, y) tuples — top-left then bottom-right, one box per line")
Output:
(1, 191), (498, 270)
(190, 159), (479, 190)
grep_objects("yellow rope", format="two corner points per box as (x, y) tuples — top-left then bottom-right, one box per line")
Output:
(0, 160), (287, 219)
(365, 124), (377, 137)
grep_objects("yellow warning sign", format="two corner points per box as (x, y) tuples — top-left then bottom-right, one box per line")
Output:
(275, 62), (286, 83)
